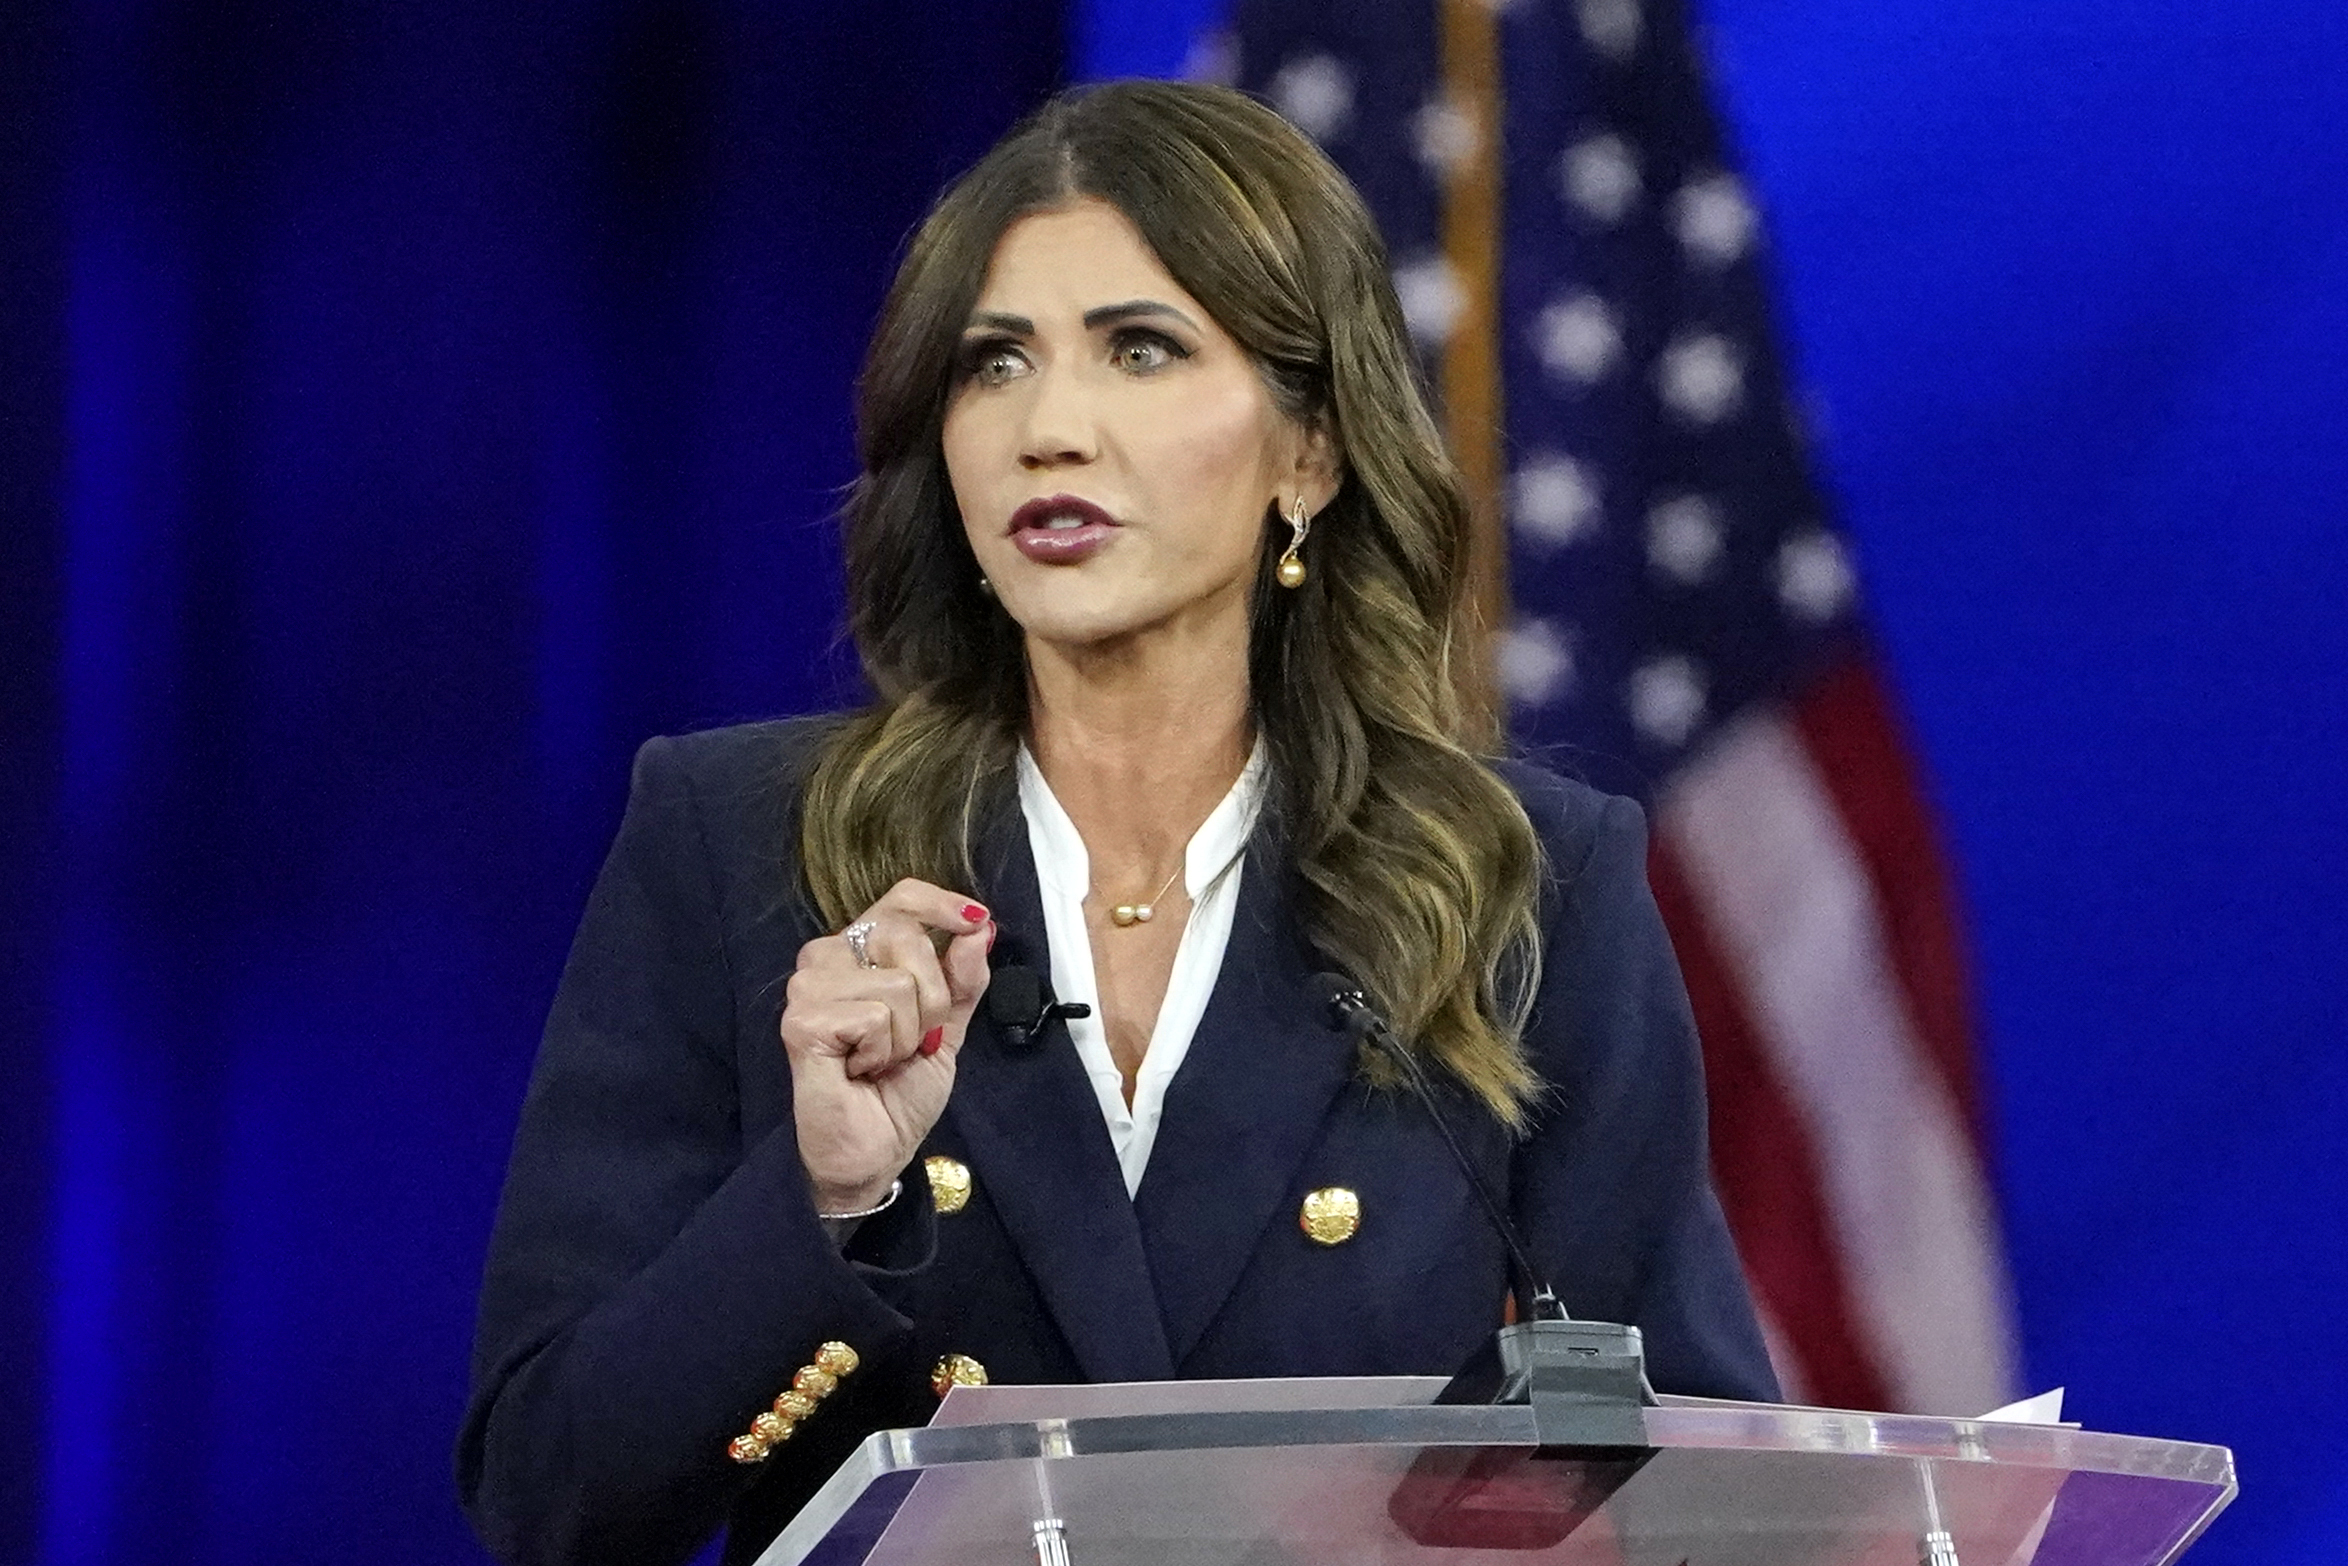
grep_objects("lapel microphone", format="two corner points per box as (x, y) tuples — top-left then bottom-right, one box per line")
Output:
(985, 963), (1091, 1050)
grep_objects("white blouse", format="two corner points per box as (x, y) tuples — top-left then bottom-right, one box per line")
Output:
(1016, 743), (1267, 1197)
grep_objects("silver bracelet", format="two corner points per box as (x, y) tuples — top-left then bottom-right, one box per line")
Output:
(818, 1179), (901, 1223)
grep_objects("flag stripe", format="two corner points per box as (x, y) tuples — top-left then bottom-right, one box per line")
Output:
(1649, 838), (1895, 1411)
(1789, 658), (1990, 1153)
(1660, 711), (2018, 1414)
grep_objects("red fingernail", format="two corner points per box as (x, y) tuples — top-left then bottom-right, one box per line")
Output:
(961, 902), (988, 924)
(920, 1026), (944, 1056)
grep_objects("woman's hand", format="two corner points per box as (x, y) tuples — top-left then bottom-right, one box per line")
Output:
(782, 880), (994, 1214)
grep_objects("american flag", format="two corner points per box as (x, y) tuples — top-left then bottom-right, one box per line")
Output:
(1222, 0), (2018, 1415)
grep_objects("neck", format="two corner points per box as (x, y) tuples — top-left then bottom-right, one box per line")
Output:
(1025, 627), (1253, 887)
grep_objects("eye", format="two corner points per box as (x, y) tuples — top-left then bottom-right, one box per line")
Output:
(1110, 328), (1190, 374)
(957, 337), (1029, 387)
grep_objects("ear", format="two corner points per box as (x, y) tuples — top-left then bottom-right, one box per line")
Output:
(1284, 414), (1344, 516)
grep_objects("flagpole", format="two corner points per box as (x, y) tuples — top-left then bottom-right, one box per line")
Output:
(1437, 0), (1508, 746)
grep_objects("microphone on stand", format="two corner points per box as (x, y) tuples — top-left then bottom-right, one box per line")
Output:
(1312, 972), (1564, 1324)
(985, 964), (1090, 1051)
(1309, 974), (1652, 1442)
(1313, 973), (1658, 1550)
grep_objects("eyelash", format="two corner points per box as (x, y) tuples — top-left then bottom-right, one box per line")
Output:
(955, 328), (1193, 386)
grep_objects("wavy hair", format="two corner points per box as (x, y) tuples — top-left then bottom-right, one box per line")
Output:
(799, 80), (1545, 1125)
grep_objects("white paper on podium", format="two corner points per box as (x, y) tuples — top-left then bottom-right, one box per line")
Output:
(1979, 1388), (2069, 1425)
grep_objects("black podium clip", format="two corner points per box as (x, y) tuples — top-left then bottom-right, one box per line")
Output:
(1394, 1320), (1655, 1550)
(1439, 1317), (1654, 1449)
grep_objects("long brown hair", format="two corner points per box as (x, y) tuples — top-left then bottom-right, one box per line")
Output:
(800, 80), (1546, 1125)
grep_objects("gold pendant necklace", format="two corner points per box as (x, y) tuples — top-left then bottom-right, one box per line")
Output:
(1107, 863), (1184, 927)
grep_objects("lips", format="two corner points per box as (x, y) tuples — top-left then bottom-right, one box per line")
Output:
(1007, 494), (1118, 564)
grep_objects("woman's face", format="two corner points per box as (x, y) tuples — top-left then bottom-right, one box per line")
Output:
(942, 198), (1319, 656)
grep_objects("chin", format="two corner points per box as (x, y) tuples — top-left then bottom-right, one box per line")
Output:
(1008, 601), (1154, 651)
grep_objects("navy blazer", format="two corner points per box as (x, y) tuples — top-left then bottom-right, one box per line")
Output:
(458, 719), (1777, 1566)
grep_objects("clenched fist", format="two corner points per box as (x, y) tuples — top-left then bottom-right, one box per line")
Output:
(781, 879), (993, 1214)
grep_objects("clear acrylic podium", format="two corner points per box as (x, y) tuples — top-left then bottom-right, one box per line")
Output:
(752, 1377), (2235, 1566)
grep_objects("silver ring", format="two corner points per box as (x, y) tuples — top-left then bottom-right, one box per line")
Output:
(842, 919), (879, 969)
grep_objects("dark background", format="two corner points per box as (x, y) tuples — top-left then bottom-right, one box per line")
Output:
(5, 2), (2343, 1564)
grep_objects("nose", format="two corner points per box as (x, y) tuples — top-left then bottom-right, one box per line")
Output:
(1017, 362), (1097, 470)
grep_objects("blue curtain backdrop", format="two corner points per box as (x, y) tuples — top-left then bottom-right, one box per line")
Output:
(5, 4), (1064, 1561)
(5, 2), (2343, 1565)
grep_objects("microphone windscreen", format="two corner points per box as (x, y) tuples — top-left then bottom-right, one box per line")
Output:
(987, 964), (1044, 1025)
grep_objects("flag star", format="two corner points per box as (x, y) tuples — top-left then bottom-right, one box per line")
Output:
(1777, 530), (1857, 620)
(1391, 254), (1466, 346)
(1498, 618), (1577, 707)
(1511, 452), (1602, 546)
(1673, 173), (1758, 267)
(1657, 332), (1746, 424)
(1270, 53), (1355, 142)
(1559, 134), (1641, 225)
(1577, 0), (1643, 61)
(1535, 293), (1623, 383)
(1627, 655), (1708, 747)
(1412, 94), (1482, 181)
(1647, 495), (1725, 583)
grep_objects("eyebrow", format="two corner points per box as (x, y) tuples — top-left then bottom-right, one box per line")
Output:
(1083, 299), (1201, 332)
(961, 300), (1203, 336)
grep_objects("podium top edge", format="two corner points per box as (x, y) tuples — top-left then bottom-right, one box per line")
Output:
(756, 1393), (2234, 1566)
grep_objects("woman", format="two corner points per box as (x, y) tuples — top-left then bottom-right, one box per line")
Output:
(460, 79), (1775, 1566)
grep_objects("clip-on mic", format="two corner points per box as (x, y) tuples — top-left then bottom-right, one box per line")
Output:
(1313, 974), (1654, 1550)
(986, 964), (1091, 1050)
